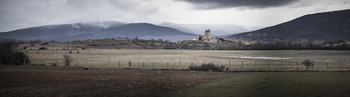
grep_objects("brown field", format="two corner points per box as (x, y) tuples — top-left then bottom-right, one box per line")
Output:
(172, 72), (350, 97)
(2, 49), (350, 97)
(25, 49), (350, 71)
(1, 65), (350, 97)
(0, 65), (229, 97)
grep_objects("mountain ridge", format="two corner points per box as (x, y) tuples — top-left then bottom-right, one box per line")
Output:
(228, 9), (350, 42)
(0, 21), (195, 42)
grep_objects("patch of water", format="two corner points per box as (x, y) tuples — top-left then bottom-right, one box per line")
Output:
(227, 56), (293, 60)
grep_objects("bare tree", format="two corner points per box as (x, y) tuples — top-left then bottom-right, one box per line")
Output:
(63, 55), (72, 66)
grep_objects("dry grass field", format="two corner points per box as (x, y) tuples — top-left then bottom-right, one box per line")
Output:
(3, 49), (350, 97)
(0, 65), (229, 97)
(1, 66), (349, 97)
(172, 72), (350, 97)
(26, 49), (350, 71)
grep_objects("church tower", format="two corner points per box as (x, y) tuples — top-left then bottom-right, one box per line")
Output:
(204, 29), (211, 39)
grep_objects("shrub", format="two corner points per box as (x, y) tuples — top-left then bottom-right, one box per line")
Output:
(128, 60), (132, 68)
(0, 40), (30, 65)
(88, 44), (99, 46)
(40, 42), (49, 45)
(22, 46), (28, 50)
(302, 59), (314, 70)
(63, 55), (72, 66)
(188, 62), (224, 72)
(51, 63), (57, 66)
(39, 47), (46, 50)
(9, 52), (30, 65)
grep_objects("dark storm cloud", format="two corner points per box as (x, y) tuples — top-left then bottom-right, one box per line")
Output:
(179, 0), (300, 9)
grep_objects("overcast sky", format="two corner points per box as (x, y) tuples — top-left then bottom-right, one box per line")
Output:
(0, 0), (349, 32)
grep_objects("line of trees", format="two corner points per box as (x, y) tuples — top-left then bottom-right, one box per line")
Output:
(178, 40), (350, 50)
(6, 38), (350, 50)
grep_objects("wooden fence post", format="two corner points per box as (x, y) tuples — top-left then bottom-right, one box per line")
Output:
(241, 61), (243, 69)
(281, 61), (283, 69)
(339, 61), (342, 72)
(45, 58), (48, 65)
(326, 62), (328, 71)
(255, 61), (256, 69)
(229, 60), (231, 67)
(107, 60), (109, 67)
(297, 61), (299, 71)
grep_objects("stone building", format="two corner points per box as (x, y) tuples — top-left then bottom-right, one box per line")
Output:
(193, 29), (219, 43)
(203, 29), (212, 39)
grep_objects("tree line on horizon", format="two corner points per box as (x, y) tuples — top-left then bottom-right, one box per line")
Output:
(2, 37), (350, 50)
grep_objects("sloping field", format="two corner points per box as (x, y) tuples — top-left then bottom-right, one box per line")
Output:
(172, 72), (350, 97)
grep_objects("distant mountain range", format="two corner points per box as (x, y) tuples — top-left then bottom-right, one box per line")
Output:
(160, 22), (262, 36)
(228, 9), (350, 42)
(0, 22), (196, 42)
(2, 9), (349, 43)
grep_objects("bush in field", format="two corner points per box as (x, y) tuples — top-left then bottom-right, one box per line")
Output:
(40, 42), (49, 45)
(128, 60), (132, 68)
(39, 47), (46, 50)
(302, 59), (314, 70)
(0, 40), (30, 65)
(9, 52), (30, 65)
(188, 62), (224, 72)
(63, 55), (72, 66)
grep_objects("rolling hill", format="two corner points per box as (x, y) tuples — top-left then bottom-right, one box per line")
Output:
(228, 9), (350, 42)
(0, 21), (195, 42)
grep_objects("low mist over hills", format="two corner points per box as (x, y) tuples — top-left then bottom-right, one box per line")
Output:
(2, 9), (349, 43)
(160, 22), (262, 36)
(228, 9), (350, 42)
(0, 22), (195, 42)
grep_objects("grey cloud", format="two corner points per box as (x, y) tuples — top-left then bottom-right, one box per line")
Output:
(179, 0), (300, 10)
(0, 0), (160, 32)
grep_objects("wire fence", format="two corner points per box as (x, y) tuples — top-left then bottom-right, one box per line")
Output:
(29, 58), (350, 72)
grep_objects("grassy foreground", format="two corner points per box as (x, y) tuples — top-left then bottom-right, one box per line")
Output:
(172, 72), (350, 97)
(0, 65), (229, 97)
